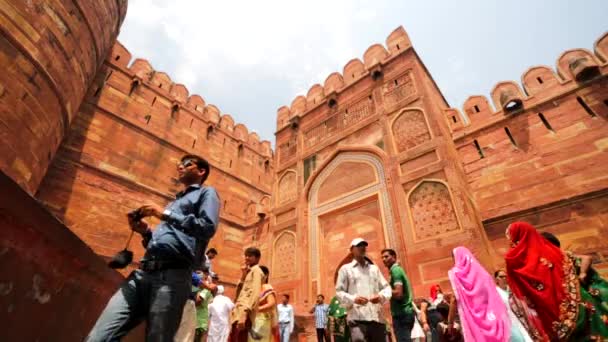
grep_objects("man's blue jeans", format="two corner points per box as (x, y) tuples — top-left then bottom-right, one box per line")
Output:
(86, 268), (191, 342)
(279, 322), (291, 342)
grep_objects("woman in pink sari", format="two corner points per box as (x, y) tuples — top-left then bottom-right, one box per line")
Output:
(447, 246), (511, 342)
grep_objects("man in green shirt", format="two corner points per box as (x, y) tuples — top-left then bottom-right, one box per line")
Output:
(194, 271), (215, 342)
(381, 248), (415, 342)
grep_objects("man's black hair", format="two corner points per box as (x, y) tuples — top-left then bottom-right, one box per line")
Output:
(381, 248), (397, 258)
(494, 269), (506, 278)
(540, 231), (561, 248)
(181, 154), (210, 184)
(207, 248), (218, 255)
(283, 294), (290, 300)
(244, 247), (261, 258)
(317, 294), (324, 299)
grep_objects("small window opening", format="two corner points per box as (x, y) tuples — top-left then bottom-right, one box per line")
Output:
(223, 138), (226, 146)
(345, 109), (349, 114)
(474, 105), (480, 113)
(505, 127), (518, 147)
(114, 55), (120, 61)
(158, 83), (162, 89)
(192, 139), (196, 149)
(264, 160), (270, 173)
(368, 95), (373, 101)
(577, 96), (596, 117)
(151, 96), (157, 106)
(352, 73), (355, 78)
(328, 98), (337, 108)
(451, 115), (457, 123)
(144, 114), (152, 125)
(206, 126), (214, 139)
(229, 160), (232, 168)
(189, 118), (194, 128)
(394, 79), (399, 86)
(536, 77), (543, 84)
(194, 105), (199, 111)
(603, 99), (608, 107)
(473, 140), (484, 159)
(396, 44), (400, 50)
(238, 144), (244, 158)
(538, 113), (553, 132)
(371, 70), (383, 80)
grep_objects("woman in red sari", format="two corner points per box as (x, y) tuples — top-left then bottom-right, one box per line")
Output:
(505, 222), (580, 341)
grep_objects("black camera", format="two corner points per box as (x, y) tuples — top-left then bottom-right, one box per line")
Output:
(127, 209), (143, 222)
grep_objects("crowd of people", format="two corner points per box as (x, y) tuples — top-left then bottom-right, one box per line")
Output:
(82, 154), (607, 342)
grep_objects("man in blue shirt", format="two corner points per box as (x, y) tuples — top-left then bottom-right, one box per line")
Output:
(309, 294), (330, 342)
(86, 154), (220, 341)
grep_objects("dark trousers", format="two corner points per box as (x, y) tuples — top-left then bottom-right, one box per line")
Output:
(392, 313), (415, 342)
(316, 328), (329, 342)
(85, 268), (191, 342)
(349, 321), (386, 342)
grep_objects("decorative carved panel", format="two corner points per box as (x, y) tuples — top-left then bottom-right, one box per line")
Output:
(278, 171), (297, 205)
(303, 96), (375, 149)
(408, 181), (459, 241)
(273, 231), (296, 277)
(383, 70), (417, 110)
(392, 109), (431, 153)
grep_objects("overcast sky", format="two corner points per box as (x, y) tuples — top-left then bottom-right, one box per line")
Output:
(118, 0), (607, 144)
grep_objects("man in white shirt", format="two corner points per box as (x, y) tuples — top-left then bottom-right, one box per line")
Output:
(336, 238), (391, 342)
(207, 285), (234, 342)
(277, 294), (295, 342)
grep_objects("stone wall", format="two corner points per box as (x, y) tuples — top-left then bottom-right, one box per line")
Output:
(36, 42), (275, 287)
(0, 171), (142, 341)
(0, 0), (127, 194)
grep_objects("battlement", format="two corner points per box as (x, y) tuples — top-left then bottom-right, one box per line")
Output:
(445, 31), (608, 135)
(275, 26), (412, 131)
(108, 42), (273, 158)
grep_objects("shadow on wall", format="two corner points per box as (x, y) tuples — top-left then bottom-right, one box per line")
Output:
(0, 171), (143, 341)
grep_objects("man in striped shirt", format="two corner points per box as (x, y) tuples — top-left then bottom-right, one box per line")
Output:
(309, 294), (330, 342)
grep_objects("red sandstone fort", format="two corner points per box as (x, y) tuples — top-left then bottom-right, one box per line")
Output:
(0, 1), (607, 340)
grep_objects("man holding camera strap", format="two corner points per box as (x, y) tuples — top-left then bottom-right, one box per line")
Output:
(86, 154), (220, 342)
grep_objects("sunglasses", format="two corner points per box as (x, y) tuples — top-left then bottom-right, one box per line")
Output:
(177, 159), (197, 169)
(497, 275), (507, 279)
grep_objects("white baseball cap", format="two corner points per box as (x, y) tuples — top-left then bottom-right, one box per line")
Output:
(350, 238), (368, 247)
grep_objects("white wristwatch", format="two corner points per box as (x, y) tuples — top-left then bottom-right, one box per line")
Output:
(162, 209), (172, 221)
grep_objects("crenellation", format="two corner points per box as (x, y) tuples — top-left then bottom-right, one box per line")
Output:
(290, 95), (308, 117)
(385, 26), (412, 53)
(363, 44), (389, 69)
(490, 81), (525, 114)
(150, 71), (173, 91)
(343, 58), (366, 85)
(444, 108), (464, 132)
(186, 94), (206, 112)
(219, 114), (235, 132)
(556, 48), (601, 82)
(110, 41), (132, 69)
(462, 95), (494, 123)
(521, 65), (561, 96)
(169, 83), (189, 103)
(323, 72), (345, 94)
(129, 58), (155, 80)
(594, 32), (608, 62)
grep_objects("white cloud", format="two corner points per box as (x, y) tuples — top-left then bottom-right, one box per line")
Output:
(118, 0), (389, 142)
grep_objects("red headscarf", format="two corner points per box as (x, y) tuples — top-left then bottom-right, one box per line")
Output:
(505, 222), (572, 338)
(430, 284), (441, 302)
